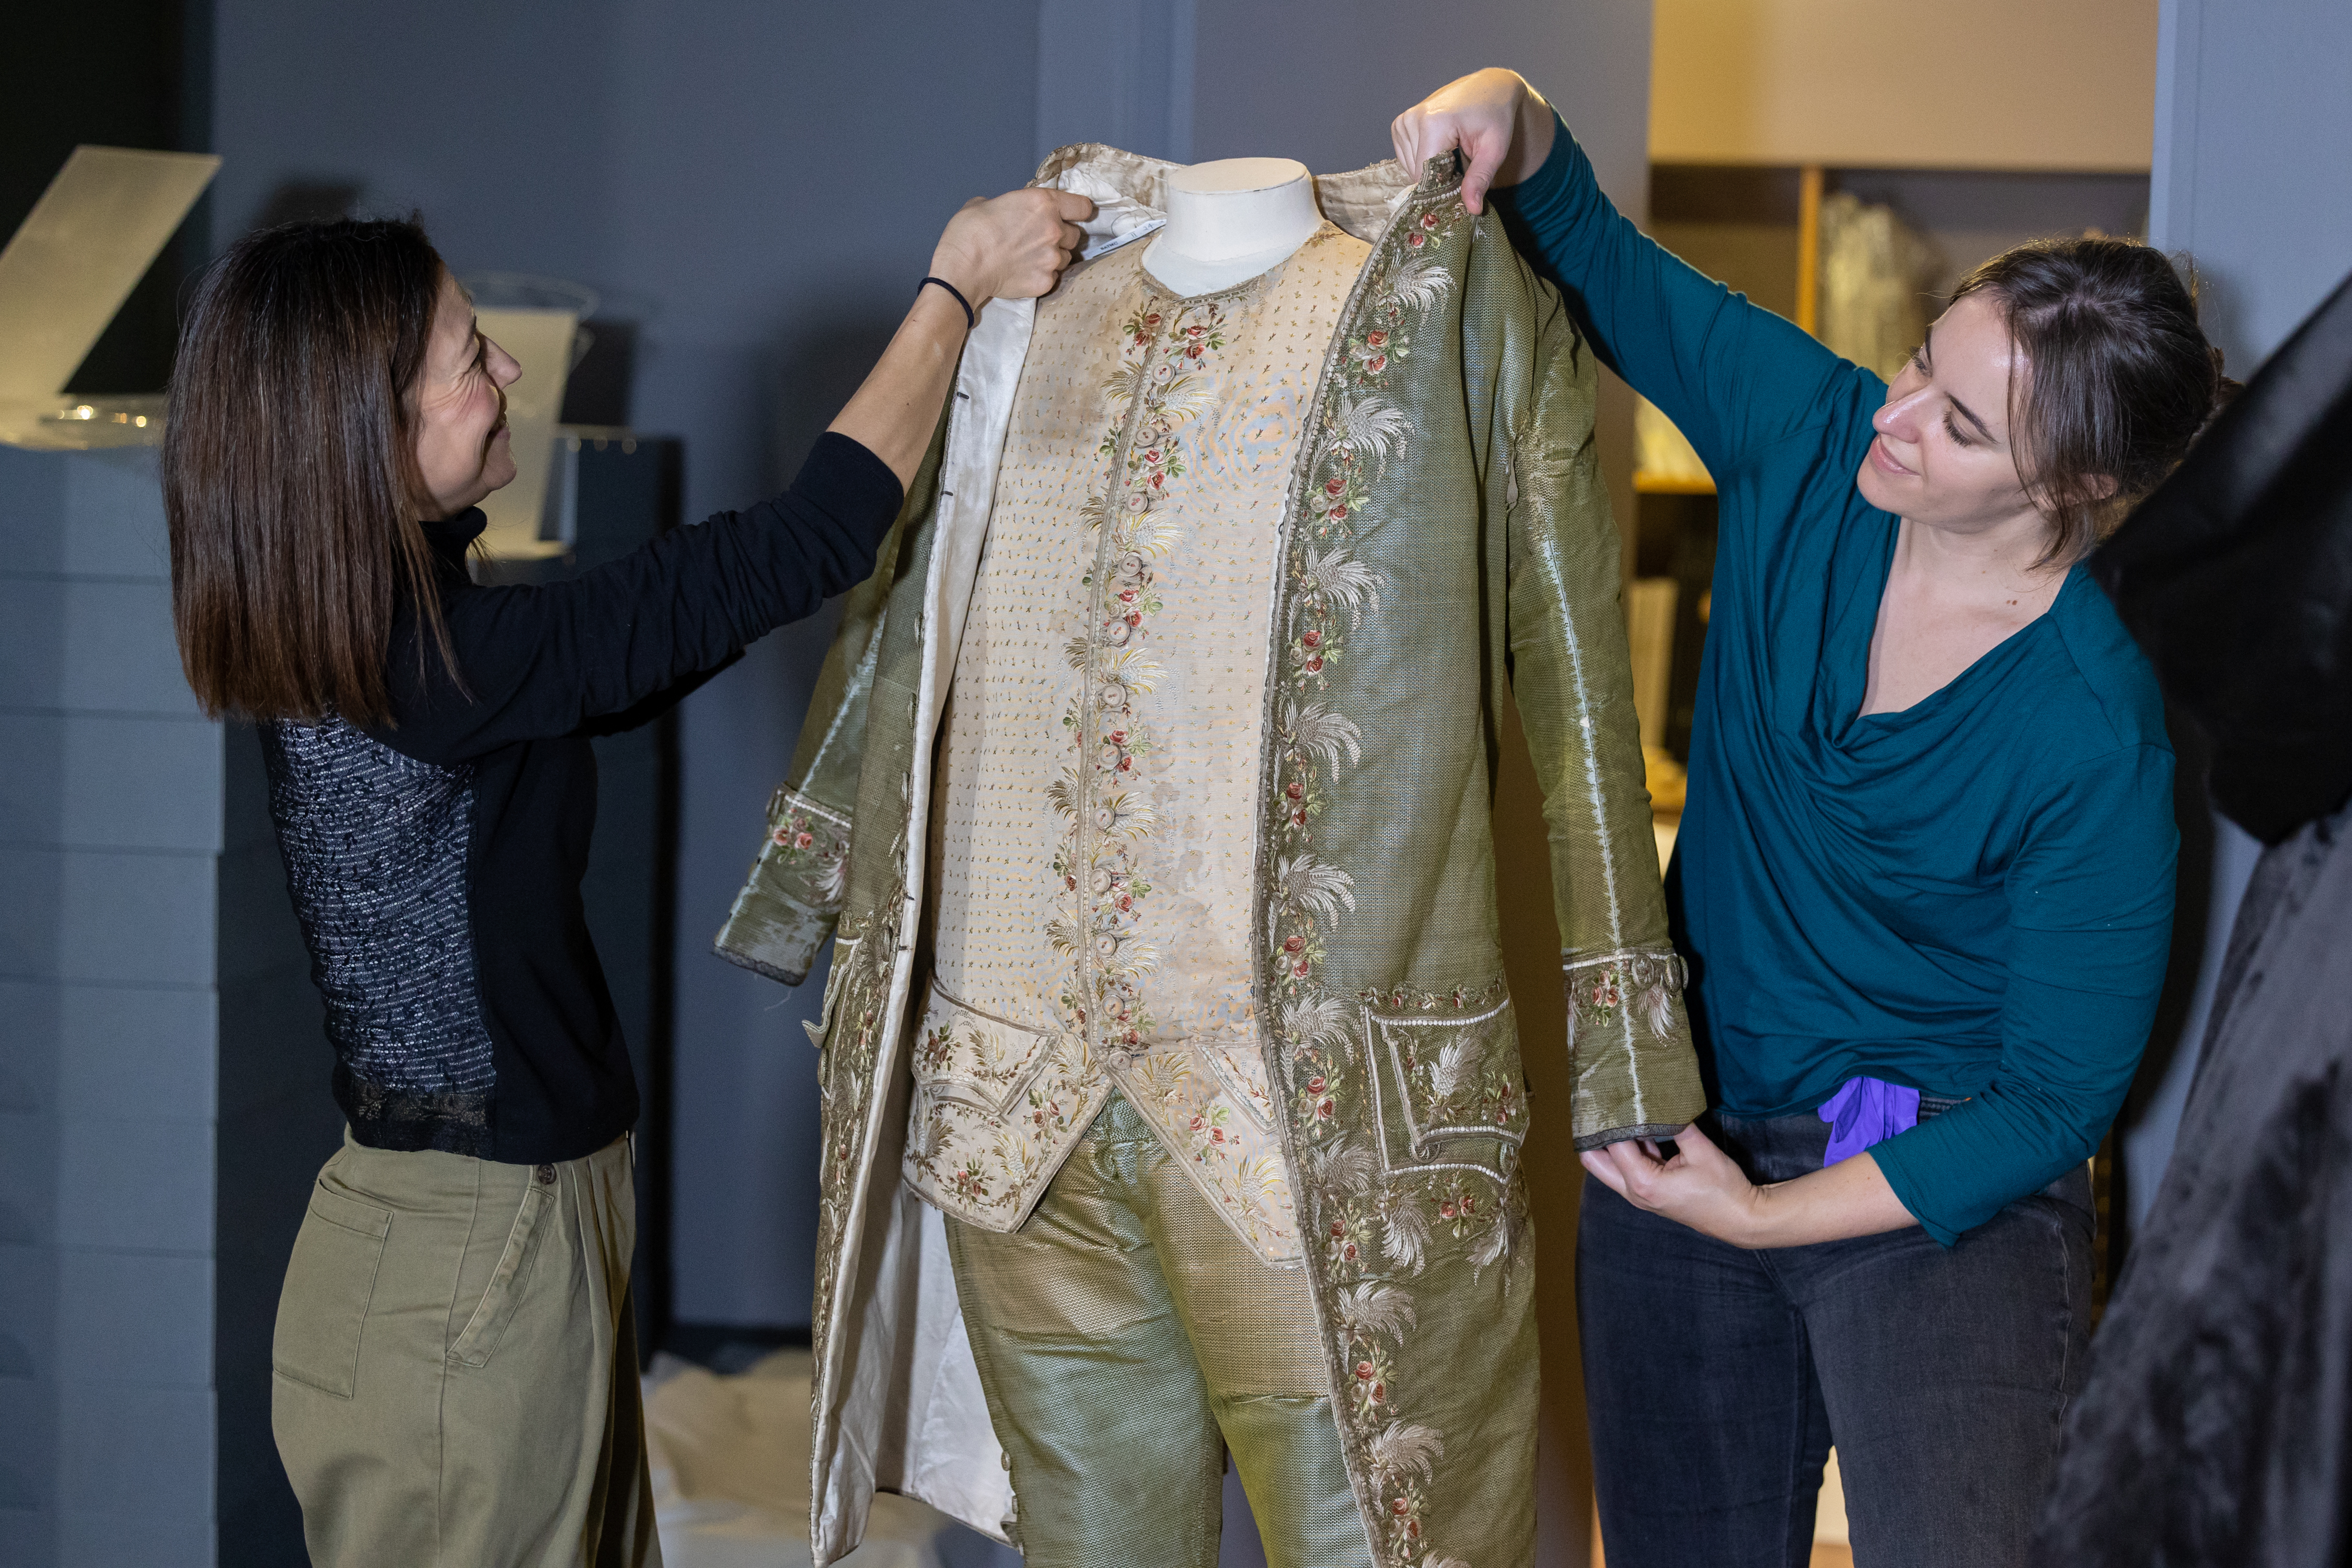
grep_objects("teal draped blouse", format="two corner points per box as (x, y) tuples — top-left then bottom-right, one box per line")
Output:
(1498, 119), (2178, 1243)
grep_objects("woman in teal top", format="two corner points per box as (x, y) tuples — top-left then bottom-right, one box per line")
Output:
(1395, 71), (2230, 1567)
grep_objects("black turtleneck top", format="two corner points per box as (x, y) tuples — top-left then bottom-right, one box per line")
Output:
(258, 432), (902, 1164)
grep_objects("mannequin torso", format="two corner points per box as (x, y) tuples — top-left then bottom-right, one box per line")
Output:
(1143, 156), (1324, 296)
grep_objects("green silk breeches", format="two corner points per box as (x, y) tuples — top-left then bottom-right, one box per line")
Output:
(944, 1096), (1371, 1568)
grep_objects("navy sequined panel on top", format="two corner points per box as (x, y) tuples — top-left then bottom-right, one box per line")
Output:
(260, 716), (495, 1154)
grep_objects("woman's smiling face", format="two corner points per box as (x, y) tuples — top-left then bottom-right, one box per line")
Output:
(410, 270), (522, 519)
(1856, 290), (2041, 540)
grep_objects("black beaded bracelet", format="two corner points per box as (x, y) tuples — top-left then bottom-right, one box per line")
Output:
(917, 274), (976, 330)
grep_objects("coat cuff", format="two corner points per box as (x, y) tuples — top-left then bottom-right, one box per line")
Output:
(1562, 947), (1709, 1148)
(713, 784), (851, 987)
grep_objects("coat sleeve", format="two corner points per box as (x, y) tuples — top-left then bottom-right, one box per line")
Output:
(711, 425), (943, 988)
(1500, 280), (1710, 1147)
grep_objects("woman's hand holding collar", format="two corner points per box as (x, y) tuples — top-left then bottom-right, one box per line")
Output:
(1390, 67), (1558, 216)
(827, 186), (1094, 489)
(929, 187), (1097, 316)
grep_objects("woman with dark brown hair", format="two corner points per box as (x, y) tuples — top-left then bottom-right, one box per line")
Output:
(163, 189), (1089, 1568)
(1390, 71), (2237, 1568)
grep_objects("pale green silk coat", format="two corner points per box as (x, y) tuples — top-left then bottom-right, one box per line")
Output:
(718, 145), (1705, 1568)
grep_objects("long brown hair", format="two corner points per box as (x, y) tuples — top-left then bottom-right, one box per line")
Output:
(1951, 237), (2239, 565)
(165, 217), (462, 725)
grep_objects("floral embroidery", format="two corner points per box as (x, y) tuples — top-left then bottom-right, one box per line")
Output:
(909, 1002), (1048, 1103)
(766, 786), (851, 906)
(1273, 194), (1468, 1142)
(904, 1066), (1104, 1221)
(1051, 296), (1230, 1050)
(808, 771), (909, 1398)
(1564, 948), (1688, 1047)
(1123, 1047), (1297, 1255)
(903, 989), (1100, 1220)
(1393, 1018), (1530, 1146)
(1266, 181), (1479, 1568)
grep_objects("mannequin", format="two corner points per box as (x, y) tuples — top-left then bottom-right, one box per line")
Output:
(1142, 156), (1323, 295)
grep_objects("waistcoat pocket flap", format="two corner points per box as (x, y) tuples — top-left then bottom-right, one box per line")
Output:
(909, 981), (1057, 1115)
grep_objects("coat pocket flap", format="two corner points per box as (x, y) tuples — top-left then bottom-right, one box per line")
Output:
(1367, 996), (1529, 1167)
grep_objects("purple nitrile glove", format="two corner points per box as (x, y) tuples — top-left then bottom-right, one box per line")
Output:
(1818, 1076), (1922, 1167)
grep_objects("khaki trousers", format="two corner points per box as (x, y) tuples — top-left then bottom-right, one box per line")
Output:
(946, 1094), (1373, 1568)
(271, 1130), (660, 1568)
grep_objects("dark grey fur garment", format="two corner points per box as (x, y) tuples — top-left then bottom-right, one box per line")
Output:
(2032, 809), (2352, 1565)
(260, 715), (495, 1153)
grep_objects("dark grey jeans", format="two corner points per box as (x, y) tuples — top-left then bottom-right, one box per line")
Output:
(1578, 1110), (2094, 1568)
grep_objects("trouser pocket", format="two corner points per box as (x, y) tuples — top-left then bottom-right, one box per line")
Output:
(447, 1172), (556, 1369)
(273, 1183), (394, 1398)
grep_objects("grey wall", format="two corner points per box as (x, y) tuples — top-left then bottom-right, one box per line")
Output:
(0, 447), (225, 1567)
(2150, 0), (2352, 377)
(2117, 0), (2352, 1227)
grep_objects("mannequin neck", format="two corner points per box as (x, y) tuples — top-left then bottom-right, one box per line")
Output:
(1143, 157), (1322, 296)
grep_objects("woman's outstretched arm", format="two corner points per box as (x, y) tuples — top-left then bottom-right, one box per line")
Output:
(1393, 68), (1864, 481)
(830, 187), (1096, 486)
(379, 188), (1095, 762)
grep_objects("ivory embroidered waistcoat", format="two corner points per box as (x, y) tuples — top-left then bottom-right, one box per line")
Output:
(909, 228), (1370, 1261)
